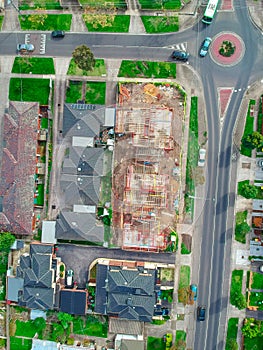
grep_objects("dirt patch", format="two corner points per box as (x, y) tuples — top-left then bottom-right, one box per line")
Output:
(182, 234), (192, 251)
(242, 162), (251, 169)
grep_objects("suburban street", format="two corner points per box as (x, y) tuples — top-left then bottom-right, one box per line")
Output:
(0, 0), (263, 349)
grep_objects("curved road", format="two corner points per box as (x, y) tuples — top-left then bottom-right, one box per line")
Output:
(0, 1), (263, 349)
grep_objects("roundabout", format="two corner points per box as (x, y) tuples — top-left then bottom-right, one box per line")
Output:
(210, 32), (245, 67)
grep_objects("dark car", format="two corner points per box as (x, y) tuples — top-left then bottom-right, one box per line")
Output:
(171, 50), (189, 61)
(197, 306), (206, 321)
(51, 30), (65, 38)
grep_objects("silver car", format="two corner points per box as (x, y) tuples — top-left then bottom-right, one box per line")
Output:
(17, 43), (35, 53)
(200, 37), (212, 57)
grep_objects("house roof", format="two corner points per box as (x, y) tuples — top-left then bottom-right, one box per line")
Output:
(31, 339), (58, 350)
(0, 101), (39, 235)
(253, 199), (263, 211)
(95, 264), (157, 322)
(55, 211), (104, 243)
(7, 276), (24, 302)
(250, 240), (263, 256)
(120, 339), (144, 350)
(42, 221), (57, 244)
(60, 289), (87, 315)
(109, 318), (143, 335)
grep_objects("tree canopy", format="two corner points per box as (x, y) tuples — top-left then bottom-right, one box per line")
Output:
(72, 45), (95, 71)
(242, 131), (263, 150)
(239, 183), (258, 199)
(0, 232), (15, 252)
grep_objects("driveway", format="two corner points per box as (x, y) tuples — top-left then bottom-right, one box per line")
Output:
(56, 244), (175, 288)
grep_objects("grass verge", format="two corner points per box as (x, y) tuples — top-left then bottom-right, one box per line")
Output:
(141, 16), (179, 33)
(225, 318), (238, 350)
(179, 265), (190, 289)
(118, 60), (176, 78)
(240, 99), (256, 157)
(19, 14), (72, 31)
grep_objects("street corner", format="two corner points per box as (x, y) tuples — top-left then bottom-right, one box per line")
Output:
(210, 32), (245, 67)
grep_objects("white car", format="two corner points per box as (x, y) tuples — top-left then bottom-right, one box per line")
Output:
(198, 148), (206, 167)
(17, 43), (35, 54)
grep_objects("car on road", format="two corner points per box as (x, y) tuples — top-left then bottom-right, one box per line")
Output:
(17, 43), (35, 54)
(190, 284), (198, 301)
(51, 30), (65, 38)
(171, 50), (189, 61)
(197, 305), (206, 321)
(198, 148), (206, 167)
(200, 37), (212, 57)
(259, 265), (263, 272)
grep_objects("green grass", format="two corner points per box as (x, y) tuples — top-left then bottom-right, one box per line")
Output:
(236, 210), (248, 225)
(141, 16), (179, 33)
(10, 337), (32, 350)
(15, 320), (38, 338)
(73, 315), (108, 337)
(12, 57), (55, 74)
(79, 0), (127, 8)
(181, 242), (191, 254)
(161, 289), (173, 303)
(249, 292), (263, 310)
(147, 336), (166, 350)
(0, 16), (4, 30)
(67, 59), (106, 76)
(41, 117), (49, 129)
(225, 318), (238, 350)
(238, 180), (249, 195)
(179, 265), (190, 289)
(65, 81), (83, 103)
(34, 184), (44, 206)
(244, 335), (263, 350)
(86, 82), (106, 104)
(175, 330), (186, 349)
(118, 60), (176, 78)
(9, 78), (50, 105)
(241, 100), (256, 157)
(185, 96), (198, 215)
(230, 270), (243, 307)
(251, 272), (263, 289)
(257, 95), (263, 133)
(19, 0), (62, 10)
(83, 14), (130, 32)
(19, 14), (72, 31)
(139, 0), (181, 10)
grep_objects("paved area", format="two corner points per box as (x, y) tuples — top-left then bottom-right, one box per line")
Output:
(210, 32), (245, 67)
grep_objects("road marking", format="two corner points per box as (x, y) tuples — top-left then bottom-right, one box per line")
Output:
(40, 34), (46, 55)
(165, 42), (188, 51)
(25, 33), (30, 44)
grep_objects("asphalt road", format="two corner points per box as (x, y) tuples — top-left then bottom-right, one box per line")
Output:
(56, 244), (175, 288)
(1, 1), (263, 348)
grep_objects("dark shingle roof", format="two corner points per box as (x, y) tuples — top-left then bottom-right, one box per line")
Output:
(60, 289), (87, 315)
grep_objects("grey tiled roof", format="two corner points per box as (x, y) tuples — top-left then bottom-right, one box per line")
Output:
(20, 286), (54, 310)
(60, 289), (87, 315)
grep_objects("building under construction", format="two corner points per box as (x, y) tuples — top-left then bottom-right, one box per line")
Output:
(113, 83), (185, 252)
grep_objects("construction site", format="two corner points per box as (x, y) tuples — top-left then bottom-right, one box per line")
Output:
(112, 82), (186, 251)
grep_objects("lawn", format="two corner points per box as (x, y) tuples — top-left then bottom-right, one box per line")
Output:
(179, 266), (190, 289)
(83, 14), (130, 32)
(249, 292), (263, 310)
(9, 78), (50, 105)
(86, 82), (106, 105)
(185, 96), (198, 215)
(240, 99), (256, 157)
(0, 15), (4, 30)
(41, 117), (49, 129)
(10, 337), (32, 350)
(147, 336), (166, 350)
(12, 57), (55, 74)
(175, 330), (186, 348)
(237, 180), (249, 195)
(244, 335), (263, 350)
(160, 268), (174, 282)
(65, 81), (83, 103)
(251, 272), (263, 289)
(236, 210), (248, 225)
(73, 315), (108, 337)
(141, 16), (179, 33)
(19, 14), (72, 31)
(225, 318), (238, 350)
(118, 60), (176, 78)
(230, 270), (243, 307)
(138, 0), (181, 10)
(67, 59), (106, 76)
(19, 0), (62, 9)
(15, 320), (39, 338)
(161, 289), (173, 303)
(79, 0), (127, 8)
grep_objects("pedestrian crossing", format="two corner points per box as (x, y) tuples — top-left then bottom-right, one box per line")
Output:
(166, 42), (187, 51)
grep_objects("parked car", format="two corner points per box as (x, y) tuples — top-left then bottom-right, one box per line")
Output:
(17, 43), (35, 53)
(190, 284), (198, 301)
(171, 50), (189, 62)
(197, 305), (206, 321)
(200, 37), (212, 57)
(259, 265), (263, 272)
(258, 159), (263, 167)
(51, 30), (65, 38)
(198, 148), (206, 167)
(66, 269), (74, 286)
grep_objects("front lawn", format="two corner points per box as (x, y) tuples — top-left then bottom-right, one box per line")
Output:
(230, 270), (246, 309)
(12, 57), (55, 74)
(147, 336), (166, 350)
(10, 337), (32, 350)
(249, 292), (263, 310)
(225, 318), (238, 350)
(67, 59), (106, 76)
(251, 272), (263, 289)
(9, 78), (50, 105)
(138, 0), (181, 10)
(118, 60), (176, 78)
(86, 82), (106, 105)
(161, 289), (173, 303)
(65, 81), (83, 103)
(235, 210), (249, 243)
(141, 16), (179, 33)
(79, 0), (127, 8)
(179, 266), (190, 289)
(238, 180), (249, 195)
(175, 330), (186, 348)
(83, 14), (130, 32)
(19, 14), (72, 31)
(244, 335), (263, 350)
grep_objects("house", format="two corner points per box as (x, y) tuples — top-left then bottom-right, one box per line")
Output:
(7, 243), (60, 310)
(60, 289), (87, 315)
(0, 101), (39, 235)
(95, 262), (158, 322)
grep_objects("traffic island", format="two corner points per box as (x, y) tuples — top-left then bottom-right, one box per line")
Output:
(210, 32), (245, 67)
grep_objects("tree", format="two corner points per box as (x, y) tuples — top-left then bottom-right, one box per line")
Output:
(242, 131), (263, 150)
(240, 183), (258, 199)
(57, 312), (74, 329)
(235, 222), (250, 243)
(33, 317), (46, 337)
(0, 232), (15, 252)
(241, 318), (262, 339)
(72, 45), (95, 71)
